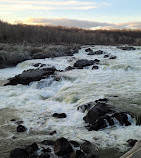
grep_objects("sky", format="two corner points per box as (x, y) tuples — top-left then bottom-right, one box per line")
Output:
(0, 0), (141, 29)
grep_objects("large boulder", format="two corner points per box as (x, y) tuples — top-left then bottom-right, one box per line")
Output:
(0, 50), (31, 68)
(73, 59), (99, 69)
(5, 67), (56, 85)
(54, 137), (73, 156)
(9, 148), (29, 158)
(83, 102), (133, 131)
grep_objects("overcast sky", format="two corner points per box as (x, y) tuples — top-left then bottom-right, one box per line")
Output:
(0, 0), (141, 29)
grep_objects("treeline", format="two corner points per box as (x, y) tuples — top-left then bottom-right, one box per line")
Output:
(0, 20), (141, 45)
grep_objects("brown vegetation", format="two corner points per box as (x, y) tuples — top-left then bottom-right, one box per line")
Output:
(0, 20), (141, 45)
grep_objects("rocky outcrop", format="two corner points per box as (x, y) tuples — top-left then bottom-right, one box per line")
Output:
(0, 44), (81, 69)
(73, 59), (100, 69)
(83, 101), (133, 131)
(5, 67), (56, 85)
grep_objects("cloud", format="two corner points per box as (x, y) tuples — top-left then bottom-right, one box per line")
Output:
(0, 0), (111, 11)
(23, 17), (141, 30)
(23, 17), (114, 28)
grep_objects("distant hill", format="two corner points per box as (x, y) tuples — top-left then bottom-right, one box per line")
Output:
(0, 20), (141, 45)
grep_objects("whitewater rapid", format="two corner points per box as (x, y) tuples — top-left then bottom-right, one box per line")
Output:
(0, 45), (141, 153)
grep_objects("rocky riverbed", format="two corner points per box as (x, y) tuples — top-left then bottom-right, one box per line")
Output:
(0, 43), (141, 158)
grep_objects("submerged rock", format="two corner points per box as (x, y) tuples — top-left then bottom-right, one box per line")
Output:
(54, 137), (73, 156)
(5, 67), (56, 85)
(85, 48), (92, 52)
(92, 65), (99, 70)
(83, 102), (133, 131)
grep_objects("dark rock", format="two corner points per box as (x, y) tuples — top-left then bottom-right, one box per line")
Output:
(88, 50), (104, 55)
(65, 66), (74, 71)
(69, 141), (80, 147)
(54, 137), (73, 156)
(127, 139), (137, 147)
(80, 141), (93, 154)
(26, 143), (38, 154)
(93, 59), (100, 64)
(41, 140), (55, 146)
(73, 59), (96, 69)
(117, 46), (136, 51)
(85, 48), (92, 52)
(17, 125), (27, 132)
(71, 150), (86, 158)
(10, 119), (16, 122)
(5, 67), (56, 86)
(49, 130), (57, 135)
(109, 56), (117, 59)
(9, 148), (29, 158)
(39, 153), (50, 158)
(52, 113), (67, 118)
(104, 54), (109, 58)
(83, 102), (133, 131)
(92, 65), (99, 70)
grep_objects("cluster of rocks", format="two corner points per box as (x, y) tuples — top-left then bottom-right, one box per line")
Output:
(9, 137), (98, 158)
(78, 98), (134, 131)
(85, 48), (117, 60)
(0, 44), (81, 69)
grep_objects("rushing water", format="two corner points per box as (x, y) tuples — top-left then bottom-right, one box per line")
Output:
(0, 45), (141, 157)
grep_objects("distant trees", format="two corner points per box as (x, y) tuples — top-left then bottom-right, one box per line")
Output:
(0, 20), (141, 45)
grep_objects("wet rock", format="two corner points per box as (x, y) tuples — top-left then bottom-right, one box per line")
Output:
(104, 54), (109, 58)
(117, 46), (136, 51)
(127, 139), (137, 147)
(69, 141), (80, 147)
(17, 125), (27, 132)
(10, 119), (16, 122)
(41, 140), (55, 146)
(5, 67), (56, 85)
(77, 102), (94, 113)
(65, 66), (74, 71)
(80, 141), (93, 154)
(9, 148), (29, 158)
(26, 143), (38, 154)
(85, 48), (92, 52)
(88, 50), (104, 55)
(52, 113), (67, 118)
(92, 65), (99, 70)
(109, 56), (117, 59)
(39, 153), (50, 158)
(71, 150), (86, 158)
(54, 137), (73, 156)
(73, 59), (97, 69)
(84, 102), (133, 131)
